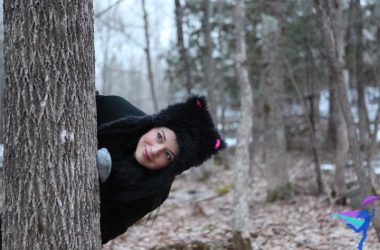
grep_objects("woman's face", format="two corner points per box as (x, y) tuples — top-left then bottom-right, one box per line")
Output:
(135, 127), (179, 170)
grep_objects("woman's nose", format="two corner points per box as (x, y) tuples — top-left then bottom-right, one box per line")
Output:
(151, 145), (164, 156)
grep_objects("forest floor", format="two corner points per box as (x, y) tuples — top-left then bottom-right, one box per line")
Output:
(103, 151), (380, 250)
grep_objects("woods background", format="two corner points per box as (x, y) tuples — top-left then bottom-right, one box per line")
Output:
(2, 0), (380, 249)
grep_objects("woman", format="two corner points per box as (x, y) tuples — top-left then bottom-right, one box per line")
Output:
(96, 94), (225, 244)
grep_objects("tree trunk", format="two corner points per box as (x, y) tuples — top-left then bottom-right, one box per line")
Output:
(0, 18), (4, 144)
(325, 0), (348, 205)
(282, 54), (323, 195)
(2, 1), (101, 249)
(261, 9), (290, 201)
(347, 0), (369, 150)
(233, 0), (253, 248)
(101, 28), (111, 95)
(175, 0), (193, 95)
(376, 0), (380, 84)
(333, 87), (349, 204)
(374, 0), (380, 166)
(314, 0), (380, 238)
(364, 0), (380, 203)
(202, 0), (217, 119)
(141, 0), (158, 112)
(326, 83), (337, 148)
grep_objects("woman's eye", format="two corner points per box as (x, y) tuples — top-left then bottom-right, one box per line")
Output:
(157, 132), (163, 142)
(165, 151), (172, 161)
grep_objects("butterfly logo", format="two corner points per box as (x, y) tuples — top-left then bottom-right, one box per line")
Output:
(333, 195), (378, 250)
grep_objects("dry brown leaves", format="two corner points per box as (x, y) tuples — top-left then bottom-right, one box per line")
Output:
(103, 157), (380, 250)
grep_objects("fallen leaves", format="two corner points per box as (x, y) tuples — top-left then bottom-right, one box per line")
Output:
(103, 156), (380, 250)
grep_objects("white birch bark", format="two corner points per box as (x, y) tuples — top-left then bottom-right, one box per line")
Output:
(261, 13), (290, 197)
(233, 0), (253, 244)
(202, 0), (217, 119)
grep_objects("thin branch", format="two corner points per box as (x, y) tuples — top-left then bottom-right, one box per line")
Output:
(95, 0), (127, 18)
(280, 48), (323, 194)
(96, 18), (144, 49)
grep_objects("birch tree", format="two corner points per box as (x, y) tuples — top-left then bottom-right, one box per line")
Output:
(233, 0), (253, 248)
(320, 0), (348, 204)
(142, 0), (158, 112)
(2, 1), (101, 249)
(364, 0), (380, 194)
(333, 85), (349, 204)
(175, 0), (193, 95)
(260, 3), (290, 201)
(202, 0), (217, 118)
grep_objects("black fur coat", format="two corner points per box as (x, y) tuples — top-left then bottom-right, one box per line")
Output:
(97, 95), (173, 244)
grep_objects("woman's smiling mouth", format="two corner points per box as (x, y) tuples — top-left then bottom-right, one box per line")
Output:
(144, 146), (151, 161)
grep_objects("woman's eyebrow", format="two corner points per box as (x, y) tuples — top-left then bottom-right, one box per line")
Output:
(161, 129), (176, 159)
(161, 129), (167, 142)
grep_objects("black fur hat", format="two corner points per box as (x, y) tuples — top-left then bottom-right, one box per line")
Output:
(153, 95), (226, 175)
(97, 95), (225, 200)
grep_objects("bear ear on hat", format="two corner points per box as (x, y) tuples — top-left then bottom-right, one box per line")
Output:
(187, 95), (226, 154)
(189, 95), (207, 109)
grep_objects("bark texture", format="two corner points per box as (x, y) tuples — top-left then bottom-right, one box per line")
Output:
(314, 0), (379, 236)
(202, 0), (217, 119)
(2, 1), (100, 249)
(326, 84), (337, 147)
(370, 1), (380, 240)
(261, 11), (290, 198)
(347, 0), (368, 149)
(175, 0), (193, 95)
(326, 0), (348, 204)
(233, 0), (253, 246)
(333, 91), (349, 203)
(142, 0), (158, 112)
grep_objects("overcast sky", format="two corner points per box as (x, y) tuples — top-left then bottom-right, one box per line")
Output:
(93, 0), (177, 110)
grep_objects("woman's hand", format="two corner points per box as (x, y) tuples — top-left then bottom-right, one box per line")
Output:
(97, 148), (112, 182)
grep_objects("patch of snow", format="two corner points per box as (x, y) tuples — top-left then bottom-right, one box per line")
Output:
(60, 130), (75, 144)
(375, 167), (380, 175)
(225, 138), (236, 147)
(321, 163), (335, 171)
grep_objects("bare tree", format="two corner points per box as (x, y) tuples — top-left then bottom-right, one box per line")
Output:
(2, 1), (101, 249)
(333, 85), (349, 204)
(232, 0), (253, 248)
(326, 83), (337, 147)
(202, 0), (217, 119)
(314, 0), (380, 239)
(101, 25), (112, 95)
(95, 0), (126, 18)
(376, 0), (380, 83)
(0, 0), (4, 144)
(347, 0), (369, 150)
(282, 52), (323, 195)
(175, 0), (193, 95)
(142, 0), (158, 112)
(364, 0), (380, 195)
(260, 3), (290, 201)
(322, 0), (348, 204)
